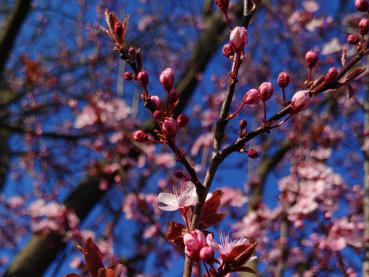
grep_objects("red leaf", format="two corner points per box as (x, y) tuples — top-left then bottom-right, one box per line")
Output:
(199, 213), (226, 229)
(165, 221), (185, 251)
(202, 190), (223, 214)
(165, 221), (185, 241)
(231, 243), (257, 268)
(343, 66), (367, 83)
(80, 238), (104, 277)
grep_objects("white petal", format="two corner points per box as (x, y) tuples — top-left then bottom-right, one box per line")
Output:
(158, 204), (179, 211)
(158, 192), (177, 205)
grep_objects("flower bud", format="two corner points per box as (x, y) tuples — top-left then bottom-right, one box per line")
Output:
(243, 88), (260, 105)
(324, 67), (338, 83)
(291, 90), (310, 113)
(305, 50), (318, 68)
(177, 114), (189, 127)
(359, 18), (369, 35)
(137, 70), (149, 87)
(239, 119), (247, 129)
(162, 117), (178, 138)
(153, 110), (164, 120)
(122, 72), (133, 80)
(223, 43), (233, 57)
(247, 148), (259, 159)
(215, 0), (229, 12)
(347, 34), (360, 45)
(199, 246), (214, 262)
(133, 130), (148, 142)
(159, 68), (174, 91)
(230, 26), (248, 52)
(149, 95), (161, 110)
(355, 0), (369, 12)
(258, 82), (274, 101)
(184, 230), (206, 260)
(277, 72), (290, 88)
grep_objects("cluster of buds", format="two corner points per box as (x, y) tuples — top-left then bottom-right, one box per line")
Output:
(130, 67), (188, 142)
(183, 230), (257, 275)
(183, 230), (213, 262)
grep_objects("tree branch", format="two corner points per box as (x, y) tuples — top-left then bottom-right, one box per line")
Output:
(0, 0), (33, 80)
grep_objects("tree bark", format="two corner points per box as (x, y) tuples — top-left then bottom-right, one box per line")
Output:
(0, 0), (33, 80)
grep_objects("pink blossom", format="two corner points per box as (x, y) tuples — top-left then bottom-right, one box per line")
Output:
(243, 88), (260, 105)
(291, 90), (309, 113)
(158, 182), (198, 211)
(258, 82), (273, 101)
(206, 233), (256, 263)
(154, 153), (176, 168)
(159, 68), (174, 91)
(161, 117), (178, 138)
(230, 26), (248, 52)
(183, 230), (206, 260)
(305, 50), (318, 68)
(220, 187), (247, 207)
(277, 72), (290, 88)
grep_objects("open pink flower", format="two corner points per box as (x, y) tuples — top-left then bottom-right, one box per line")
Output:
(206, 233), (256, 264)
(158, 182), (198, 211)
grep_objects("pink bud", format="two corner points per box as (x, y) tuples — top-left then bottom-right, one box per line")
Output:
(247, 149), (259, 159)
(243, 88), (260, 105)
(137, 70), (149, 87)
(324, 67), (338, 83)
(258, 82), (274, 101)
(359, 18), (369, 35)
(162, 117), (178, 138)
(184, 230), (206, 260)
(199, 246), (214, 262)
(305, 50), (318, 68)
(149, 95), (161, 110)
(133, 130), (148, 142)
(355, 0), (369, 12)
(277, 72), (290, 88)
(215, 0), (229, 12)
(291, 90), (310, 113)
(159, 68), (174, 91)
(230, 26), (248, 52)
(177, 114), (189, 127)
(122, 72), (133, 80)
(223, 43), (233, 57)
(347, 34), (360, 45)
(153, 110), (164, 120)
